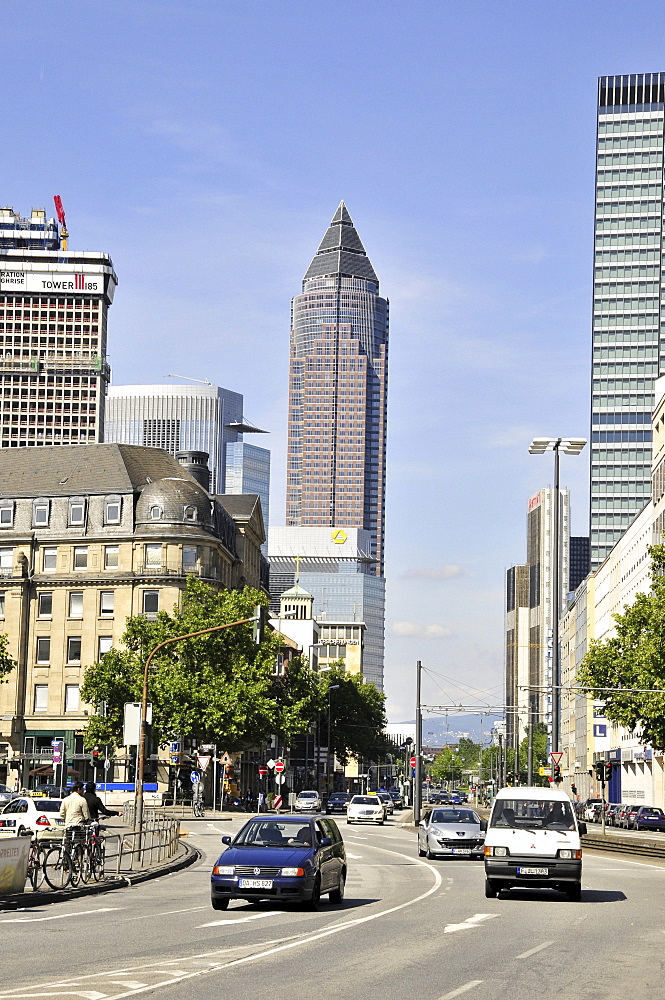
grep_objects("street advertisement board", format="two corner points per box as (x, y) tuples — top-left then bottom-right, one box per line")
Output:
(0, 836), (30, 895)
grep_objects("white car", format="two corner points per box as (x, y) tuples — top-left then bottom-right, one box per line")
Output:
(347, 794), (384, 825)
(0, 796), (65, 839)
(294, 790), (322, 813)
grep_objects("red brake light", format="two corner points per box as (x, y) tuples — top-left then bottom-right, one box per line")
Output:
(36, 815), (50, 826)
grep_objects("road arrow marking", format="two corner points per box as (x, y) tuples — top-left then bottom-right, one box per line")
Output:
(443, 913), (499, 934)
(437, 982), (483, 999)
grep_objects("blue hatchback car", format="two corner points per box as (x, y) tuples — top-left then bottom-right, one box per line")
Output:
(210, 814), (347, 910)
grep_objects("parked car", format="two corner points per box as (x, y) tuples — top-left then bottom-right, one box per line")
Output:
(0, 785), (17, 807)
(632, 806), (665, 832)
(346, 794), (384, 825)
(418, 807), (486, 860)
(605, 803), (622, 827)
(621, 804), (642, 829)
(326, 792), (352, 815)
(30, 785), (67, 799)
(388, 789), (404, 809)
(583, 798), (603, 822)
(294, 790), (322, 813)
(0, 797), (65, 839)
(210, 815), (346, 909)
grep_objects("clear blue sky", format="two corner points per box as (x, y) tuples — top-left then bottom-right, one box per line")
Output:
(4, 0), (665, 724)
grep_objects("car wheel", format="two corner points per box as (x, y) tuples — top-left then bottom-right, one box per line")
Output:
(566, 882), (582, 901)
(418, 843), (426, 857)
(329, 871), (345, 904)
(484, 879), (498, 899)
(306, 876), (321, 909)
(377, 820), (384, 825)
(211, 897), (229, 910)
(346, 820), (352, 825)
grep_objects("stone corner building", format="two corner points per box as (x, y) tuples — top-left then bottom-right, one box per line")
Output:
(0, 442), (268, 789)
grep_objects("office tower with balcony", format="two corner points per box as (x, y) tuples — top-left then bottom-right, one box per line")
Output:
(285, 202), (388, 575)
(591, 73), (665, 567)
(0, 205), (117, 446)
(105, 383), (270, 540)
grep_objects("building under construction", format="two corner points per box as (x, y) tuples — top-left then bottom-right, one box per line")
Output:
(0, 203), (117, 447)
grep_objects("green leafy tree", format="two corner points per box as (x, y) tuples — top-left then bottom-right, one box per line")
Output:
(81, 578), (319, 752)
(0, 633), (16, 685)
(320, 665), (387, 766)
(577, 544), (665, 749)
(430, 746), (463, 786)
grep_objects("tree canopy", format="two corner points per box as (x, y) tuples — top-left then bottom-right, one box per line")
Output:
(577, 544), (665, 749)
(0, 633), (15, 684)
(81, 578), (318, 752)
(319, 665), (388, 766)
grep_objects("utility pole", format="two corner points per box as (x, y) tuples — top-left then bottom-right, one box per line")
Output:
(414, 660), (422, 823)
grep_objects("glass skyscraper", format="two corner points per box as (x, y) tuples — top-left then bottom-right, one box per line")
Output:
(590, 73), (665, 567)
(286, 203), (388, 575)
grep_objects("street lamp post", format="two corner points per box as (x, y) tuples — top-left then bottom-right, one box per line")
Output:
(528, 437), (586, 757)
(327, 684), (340, 794)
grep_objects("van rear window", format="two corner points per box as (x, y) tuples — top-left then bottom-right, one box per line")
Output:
(491, 798), (575, 831)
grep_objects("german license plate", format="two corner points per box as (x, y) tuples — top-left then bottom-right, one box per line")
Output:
(517, 866), (548, 875)
(451, 849), (471, 854)
(238, 878), (273, 889)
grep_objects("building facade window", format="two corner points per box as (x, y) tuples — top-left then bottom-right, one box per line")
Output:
(142, 590), (159, 616)
(42, 547), (57, 571)
(32, 500), (50, 527)
(0, 548), (13, 571)
(38, 592), (53, 618)
(67, 637), (82, 663)
(68, 592), (83, 619)
(36, 637), (50, 664)
(149, 505), (163, 520)
(68, 498), (87, 527)
(104, 495), (122, 525)
(145, 544), (161, 568)
(34, 684), (48, 713)
(99, 591), (114, 617)
(184, 506), (197, 522)
(183, 546), (198, 571)
(0, 501), (14, 527)
(65, 684), (80, 712)
(73, 546), (88, 570)
(104, 545), (119, 569)
(0, 592), (5, 618)
(98, 636), (113, 657)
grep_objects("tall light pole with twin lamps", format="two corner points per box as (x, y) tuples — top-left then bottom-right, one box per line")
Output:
(528, 437), (586, 757)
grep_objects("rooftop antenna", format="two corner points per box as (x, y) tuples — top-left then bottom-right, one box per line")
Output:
(53, 196), (68, 250)
(164, 374), (212, 385)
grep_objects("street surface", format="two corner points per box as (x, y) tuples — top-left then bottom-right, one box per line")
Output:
(0, 814), (663, 999)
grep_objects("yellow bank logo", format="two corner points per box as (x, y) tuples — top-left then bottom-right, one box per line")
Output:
(331, 529), (347, 544)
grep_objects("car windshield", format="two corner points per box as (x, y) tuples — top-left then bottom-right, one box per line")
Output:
(298, 792), (317, 799)
(234, 820), (312, 847)
(351, 796), (379, 805)
(491, 798), (575, 831)
(330, 794), (349, 800)
(430, 809), (478, 825)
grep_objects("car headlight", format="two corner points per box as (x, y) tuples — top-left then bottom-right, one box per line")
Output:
(557, 849), (582, 860)
(212, 865), (235, 875)
(484, 846), (508, 857)
(280, 867), (305, 877)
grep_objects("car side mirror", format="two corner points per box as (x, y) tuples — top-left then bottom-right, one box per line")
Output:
(418, 820), (426, 828)
(221, 835), (232, 846)
(320, 836), (332, 847)
(479, 819), (487, 832)
(578, 822), (587, 836)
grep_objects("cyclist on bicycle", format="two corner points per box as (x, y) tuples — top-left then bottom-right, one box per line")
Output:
(59, 782), (90, 828)
(83, 781), (118, 823)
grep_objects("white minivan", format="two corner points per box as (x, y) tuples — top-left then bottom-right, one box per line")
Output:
(483, 786), (586, 900)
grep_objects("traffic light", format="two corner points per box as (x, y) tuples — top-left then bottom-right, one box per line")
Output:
(253, 605), (269, 645)
(571, 783), (577, 796)
(553, 764), (562, 783)
(91, 748), (101, 767)
(594, 761), (605, 782)
(604, 761), (612, 782)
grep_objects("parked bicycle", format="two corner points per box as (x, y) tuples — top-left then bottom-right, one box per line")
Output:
(25, 835), (50, 891)
(43, 822), (107, 890)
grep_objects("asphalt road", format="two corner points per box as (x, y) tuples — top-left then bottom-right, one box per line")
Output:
(1, 814), (664, 1000)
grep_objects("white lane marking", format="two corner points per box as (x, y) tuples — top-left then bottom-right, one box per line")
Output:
(610, 859), (665, 870)
(345, 853), (363, 859)
(0, 908), (119, 924)
(4, 994), (109, 999)
(200, 910), (280, 928)
(127, 906), (208, 921)
(437, 982), (483, 999)
(444, 913), (499, 934)
(108, 986), (147, 991)
(515, 940), (554, 960)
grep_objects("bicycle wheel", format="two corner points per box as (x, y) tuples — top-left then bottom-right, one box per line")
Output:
(69, 843), (85, 885)
(29, 843), (49, 890)
(43, 845), (72, 890)
(91, 841), (105, 882)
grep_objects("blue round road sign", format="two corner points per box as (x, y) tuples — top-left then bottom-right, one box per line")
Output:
(190, 770), (201, 784)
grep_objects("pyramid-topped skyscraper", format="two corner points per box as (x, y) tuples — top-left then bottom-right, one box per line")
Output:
(285, 202), (388, 574)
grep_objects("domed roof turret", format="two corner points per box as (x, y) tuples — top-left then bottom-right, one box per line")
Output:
(136, 477), (213, 532)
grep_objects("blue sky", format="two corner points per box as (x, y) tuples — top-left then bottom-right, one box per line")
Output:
(4, 0), (665, 725)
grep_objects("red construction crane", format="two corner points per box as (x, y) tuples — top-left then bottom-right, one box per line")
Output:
(53, 195), (69, 250)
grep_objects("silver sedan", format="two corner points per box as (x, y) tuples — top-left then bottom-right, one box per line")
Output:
(417, 807), (486, 859)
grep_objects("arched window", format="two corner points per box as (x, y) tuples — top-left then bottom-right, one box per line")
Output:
(149, 505), (163, 520)
(184, 506), (197, 522)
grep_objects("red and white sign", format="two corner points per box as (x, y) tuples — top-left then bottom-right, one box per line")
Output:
(550, 752), (563, 764)
(258, 765), (268, 777)
(196, 755), (211, 772)
(0, 269), (104, 294)
(273, 795), (283, 810)
(274, 760), (285, 773)
(410, 756), (417, 767)
(528, 492), (542, 512)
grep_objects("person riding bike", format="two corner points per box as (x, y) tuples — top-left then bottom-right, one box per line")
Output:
(83, 781), (118, 823)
